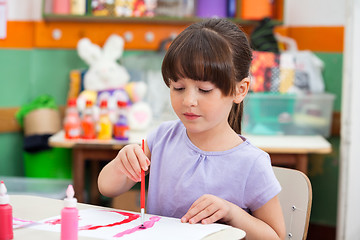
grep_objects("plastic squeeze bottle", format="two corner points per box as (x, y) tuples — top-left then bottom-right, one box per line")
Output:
(113, 101), (129, 141)
(97, 100), (112, 140)
(53, 0), (70, 14)
(0, 181), (13, 240)
(61, 185), (78, 240)
(81, 100), (96, 139)
(64, 98), (81, 139)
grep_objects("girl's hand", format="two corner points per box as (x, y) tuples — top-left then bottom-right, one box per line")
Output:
(181, 194), (233, 225)
(115, 144), (150, 183)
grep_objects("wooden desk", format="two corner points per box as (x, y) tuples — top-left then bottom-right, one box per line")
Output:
(246, 135), (332, 175)
(11, 195), (245, 240)
(49, 131), (332, 203)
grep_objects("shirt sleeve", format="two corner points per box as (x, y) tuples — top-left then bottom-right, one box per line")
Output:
(146, 121), (175, 153)
(243, 152), (281, 212)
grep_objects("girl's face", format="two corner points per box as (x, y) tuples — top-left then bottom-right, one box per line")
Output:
(169, 78), (236, 135)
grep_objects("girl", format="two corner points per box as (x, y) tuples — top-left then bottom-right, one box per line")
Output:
(98, 18), (285, 239)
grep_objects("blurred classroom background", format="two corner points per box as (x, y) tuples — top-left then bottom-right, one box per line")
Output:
(0, 0), (345, 239)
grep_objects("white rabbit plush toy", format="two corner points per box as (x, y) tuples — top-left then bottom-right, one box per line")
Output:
(77, 34), (152, 130)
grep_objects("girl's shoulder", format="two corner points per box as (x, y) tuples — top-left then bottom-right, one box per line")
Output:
(151, 119), (183, 136)
(147, 120), (184, 150)
(237, 135), (270, 159)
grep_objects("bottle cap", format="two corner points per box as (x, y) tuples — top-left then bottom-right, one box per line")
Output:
(86, 100), (93, 107)
(64, 184), (77, 208)
(0, 181), (10, 205)
(68, 98), (77, 107)
(100, 100), (108, 108)
(117, 101), (127, 108)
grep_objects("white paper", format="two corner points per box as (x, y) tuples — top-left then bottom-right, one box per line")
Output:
(0, 0), (7, 39)
(13, 217), (37, 229)
(29, 209), (229, 240)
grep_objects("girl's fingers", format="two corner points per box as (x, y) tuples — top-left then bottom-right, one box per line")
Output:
(118, 157), (138, 182)
(116, 144), (150, 182)
(200, 209), (224, 224)
(181, 197), (209, 223)
(187, 195), (207, 211)
(118, 148), (140, 182)
(134, 146), (150, 171)
(188, 202), (218, 224)
(125, 148), (142, 179)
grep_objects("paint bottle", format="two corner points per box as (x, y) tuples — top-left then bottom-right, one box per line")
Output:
(70, 0), (86, 15)
(97, 100), (112, 140)
(0, 181), (13, 240)
(113, 101), (129, 141)
(64, 98), (81, 139)
(61, 185), (78, 240)
(81, 100), (96, 139)
(53, 0), (70, 15)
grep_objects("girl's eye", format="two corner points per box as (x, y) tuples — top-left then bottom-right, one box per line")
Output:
(173, 87), (184, 91)
(199, 88), (212, 93)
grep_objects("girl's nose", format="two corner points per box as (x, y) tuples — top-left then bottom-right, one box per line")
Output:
(183, 90), (198, 107)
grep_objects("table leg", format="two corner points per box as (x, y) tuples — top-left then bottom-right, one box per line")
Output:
(72, 148), (85, 203)
(90, 161), (100, 205)
(295, 153), (308, 175)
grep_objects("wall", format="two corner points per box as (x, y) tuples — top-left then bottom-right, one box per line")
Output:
(284, 0), (345, 26)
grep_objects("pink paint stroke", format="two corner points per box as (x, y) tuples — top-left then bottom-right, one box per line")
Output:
(45, 218), (62, 225)
(13, 217), (34, 223)
(79, 211), (140, 231)
(113, 216), (161, 238)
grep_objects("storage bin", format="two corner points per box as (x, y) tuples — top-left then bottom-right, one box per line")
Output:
(0, 177), (71, 199)
(243, 93), (335, 137)
(24, 147), (72, 179)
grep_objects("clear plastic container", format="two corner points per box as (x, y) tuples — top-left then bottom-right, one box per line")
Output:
(243, 93), (335, 137)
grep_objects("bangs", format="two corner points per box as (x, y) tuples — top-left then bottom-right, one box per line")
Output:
(162, 28), (236, 96)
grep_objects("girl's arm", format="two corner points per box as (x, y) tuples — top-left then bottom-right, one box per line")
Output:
(229, 196), (286, 240)
(97, 142), (151, 198)
(181, 195), (285, 240)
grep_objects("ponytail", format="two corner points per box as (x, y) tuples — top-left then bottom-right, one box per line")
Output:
(228, 102), (243, 134)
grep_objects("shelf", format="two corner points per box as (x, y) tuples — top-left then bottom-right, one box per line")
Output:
(42, 13), (271, 26)
(40, 0), (283, 50)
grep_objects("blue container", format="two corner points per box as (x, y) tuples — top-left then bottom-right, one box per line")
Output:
(243, 93), (296, 135)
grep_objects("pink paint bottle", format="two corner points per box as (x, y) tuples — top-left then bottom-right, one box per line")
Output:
(61, 185), (78, 240)
(0, 181), (13, 240)
(53, 0), (70, 15)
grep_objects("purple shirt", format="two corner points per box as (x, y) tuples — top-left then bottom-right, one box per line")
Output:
(147, 120), (281, 219)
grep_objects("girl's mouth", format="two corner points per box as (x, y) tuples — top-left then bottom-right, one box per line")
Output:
(183, 113), (200, 120)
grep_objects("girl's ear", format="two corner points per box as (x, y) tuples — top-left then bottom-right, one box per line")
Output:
(234, 77), (250, 104)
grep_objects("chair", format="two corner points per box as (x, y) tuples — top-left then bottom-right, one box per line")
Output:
(273, 166), (312, 240)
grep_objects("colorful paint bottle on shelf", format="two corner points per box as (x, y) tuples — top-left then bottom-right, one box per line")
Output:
(53, 0), (70, 15)
(0, 181), (13, 240)
(61, 185), (78, 240)
(97, 100), (112, 140)
(113, 101), (129, 141)
(81, 100), (96, 139)
(64, 98), (81, 139)
(70, 0), (86, 15)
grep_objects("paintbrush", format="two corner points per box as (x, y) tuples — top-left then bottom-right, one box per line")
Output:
(140, 139), (146, 229)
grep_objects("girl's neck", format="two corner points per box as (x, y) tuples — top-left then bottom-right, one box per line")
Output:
(186, 123), (243, 152)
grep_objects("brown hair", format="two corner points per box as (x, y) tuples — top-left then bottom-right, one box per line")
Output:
(161, 18), (252, 134)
